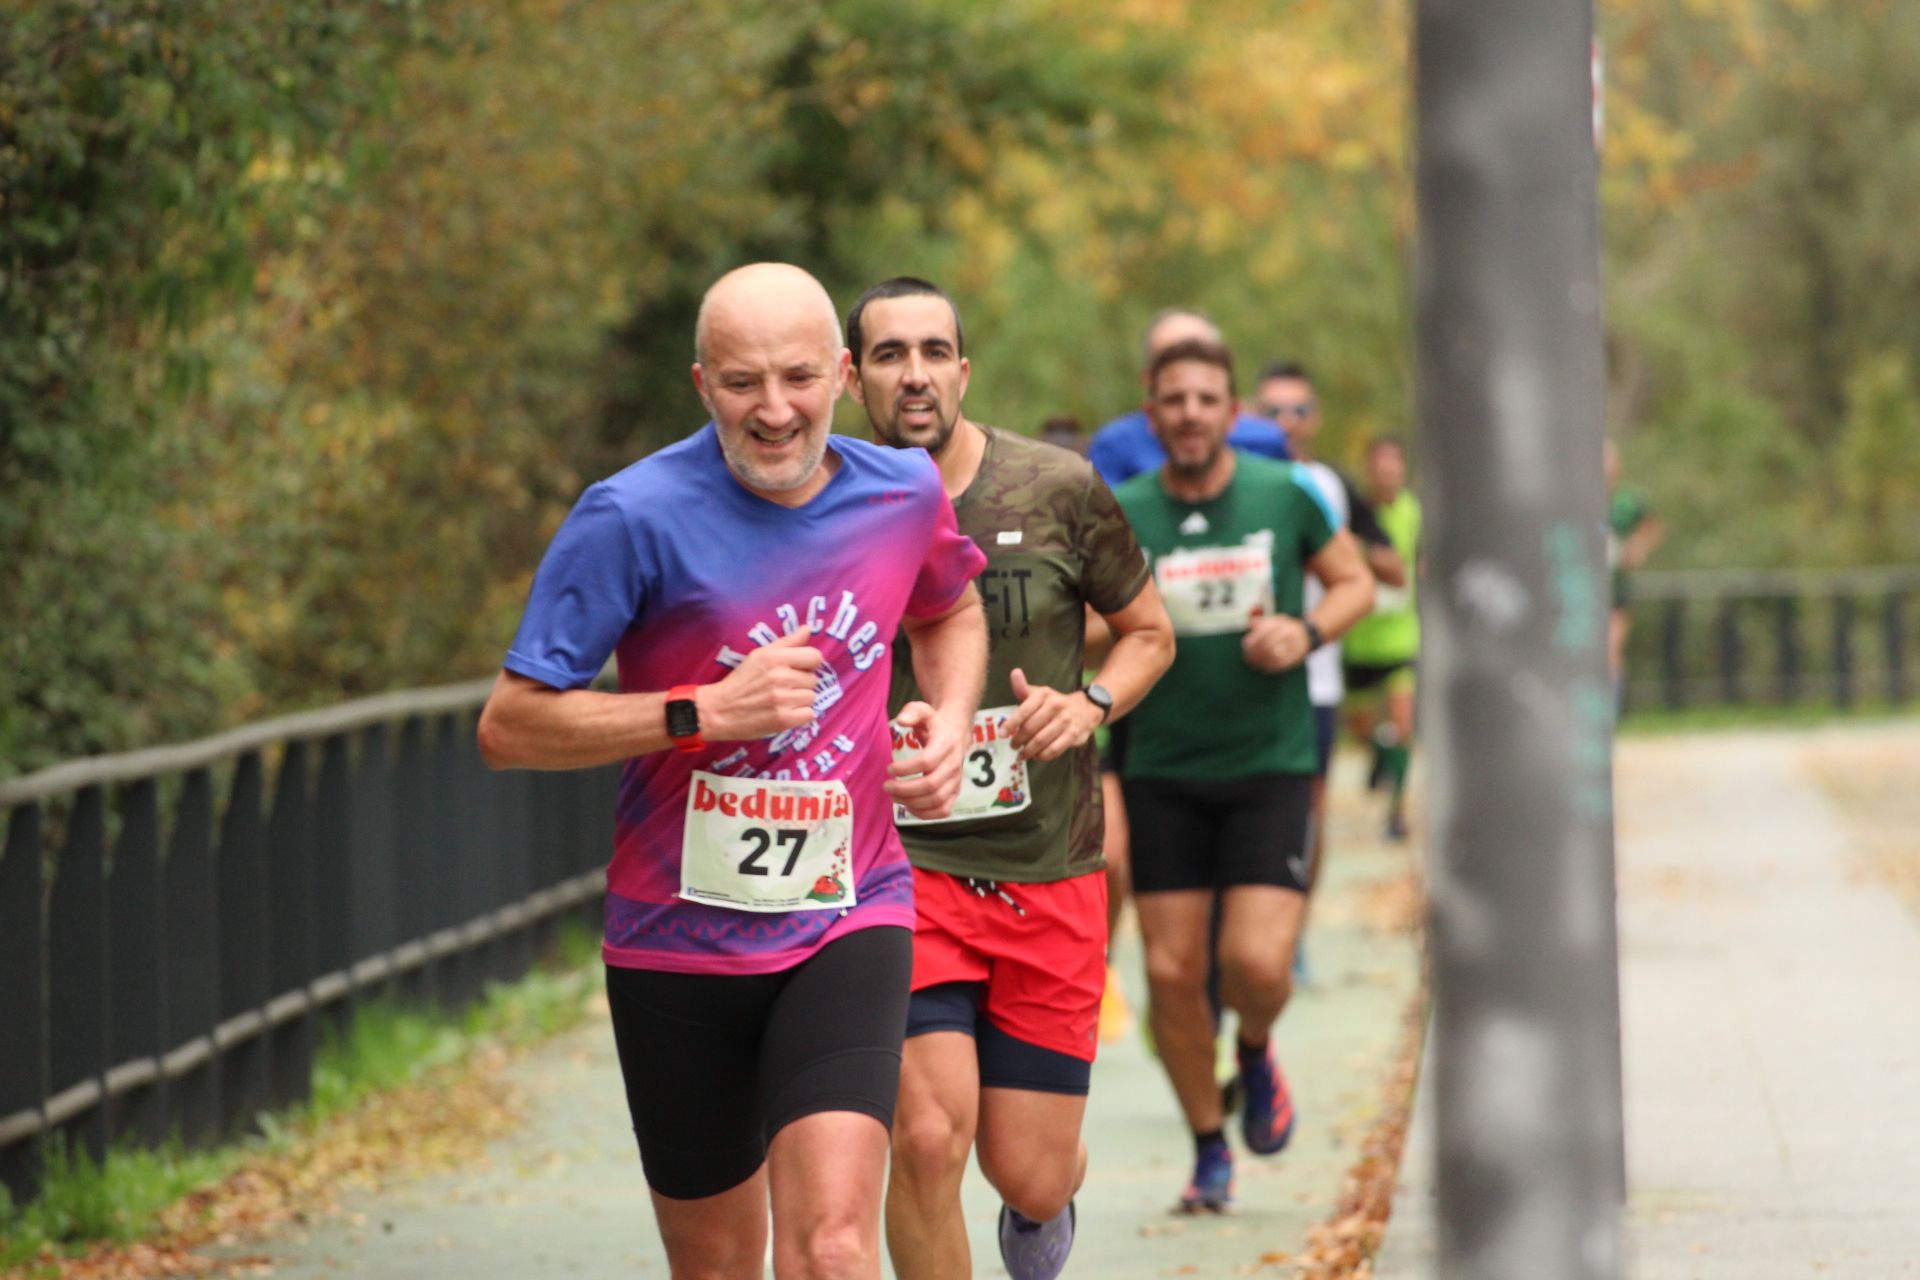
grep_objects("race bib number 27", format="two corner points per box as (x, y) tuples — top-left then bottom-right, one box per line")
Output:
(680, 772), (855, 913)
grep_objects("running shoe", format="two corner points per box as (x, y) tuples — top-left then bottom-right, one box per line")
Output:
(1238, 1041), (1297, 1156)
(998, 1201), (1075, 1280)
(1178, 1141), (1234, 1213)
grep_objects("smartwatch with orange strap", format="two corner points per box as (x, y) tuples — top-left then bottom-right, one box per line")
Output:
(665, 684), (704, 754)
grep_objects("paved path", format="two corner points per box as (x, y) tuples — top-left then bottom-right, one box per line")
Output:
(221, 764), (1421, 1278)
(1378, 725), (1920, 1278)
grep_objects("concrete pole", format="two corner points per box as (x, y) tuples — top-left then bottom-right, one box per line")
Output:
(1413, 0), (1626, 1276)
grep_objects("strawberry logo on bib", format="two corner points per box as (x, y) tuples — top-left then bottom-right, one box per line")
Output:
(890, 706), (1031, 827)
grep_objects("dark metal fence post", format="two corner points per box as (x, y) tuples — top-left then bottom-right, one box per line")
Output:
(349, 723), (398, 1005)
(392, 716), (436, 1008)
(1660, 599), (1685, 711)
(452, 722), (497, 1002)
(162, 769), (221, 1148)
(217, 753), (272, 1137)
(313, 732), (356, 1041)
(1415, 0), (1626, 1275)
(1774, 595), (1801, 705)
(1717, 600), (1743, 706)
(499, 764), (537, 983)
(108, 779), (168, 1147)
(0, 804), (48, 1204)
(1884, 592), (1907, 706)
(1831, 596), (1855, 708)
(48, 786), (110, 1164)
(267, 742), (317, 1113)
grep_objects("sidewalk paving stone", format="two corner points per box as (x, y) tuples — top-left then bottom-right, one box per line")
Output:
(215, 762), (1421, 1279)
(1376, 725), (1920, 1279)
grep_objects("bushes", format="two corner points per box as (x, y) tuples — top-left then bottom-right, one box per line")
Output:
(6, 0), (1918, 775)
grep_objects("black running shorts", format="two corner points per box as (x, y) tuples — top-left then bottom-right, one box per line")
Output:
(1121, 772), (1314, 895)
(604, 924), (912, 1200)
(1343, 658), (1414, 694)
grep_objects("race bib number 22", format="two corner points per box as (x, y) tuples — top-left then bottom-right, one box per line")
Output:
(1154, 543), (1275, 636)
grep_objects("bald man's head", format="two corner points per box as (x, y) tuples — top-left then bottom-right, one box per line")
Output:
(1140, 308), (1224, 370)
(690, 263), (850, 501)
(694, 263), (843, 367)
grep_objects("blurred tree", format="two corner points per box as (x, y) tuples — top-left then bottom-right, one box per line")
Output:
(1601, 0), (1920, 568)
(0, 0), (435, 772)
(6, 0), (1918, 773)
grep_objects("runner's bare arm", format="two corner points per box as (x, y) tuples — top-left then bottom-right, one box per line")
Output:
(1008, 579), (1175, 762)
(1367, 542), (1409, 588)
(477, 630), (823, 770)
(1306, 528), (1375, 642)
(1082, 606), (1115, 667)
(1241, 530), (1374, 674)
(1620, 512), (1664, 572)
(887, 584), (987, 819)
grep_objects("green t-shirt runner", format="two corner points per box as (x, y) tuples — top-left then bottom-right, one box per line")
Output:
(1115, 454), (1338, 779)
(890, 425), (1151, 882)
(1343, 490), (1422, 666)
(1607, 487), (1652, 608)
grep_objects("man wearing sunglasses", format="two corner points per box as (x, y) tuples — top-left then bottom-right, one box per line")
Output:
(1251, 362), (1405, 886)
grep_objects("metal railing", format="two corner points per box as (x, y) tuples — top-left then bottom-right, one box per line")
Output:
(0, 681), (618, 1206)
(1621, 565), (1920, 714)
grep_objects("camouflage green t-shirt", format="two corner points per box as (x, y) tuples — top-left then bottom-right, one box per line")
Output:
(889, 425), (1150, 883)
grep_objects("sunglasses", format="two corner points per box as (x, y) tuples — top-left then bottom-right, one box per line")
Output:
(1257, 400), (1316, 420)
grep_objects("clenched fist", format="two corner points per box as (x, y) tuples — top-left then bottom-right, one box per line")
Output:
(698, 628), (824, 741)
(885, 700), (967, 820)
(1241, 610), (1313, 674)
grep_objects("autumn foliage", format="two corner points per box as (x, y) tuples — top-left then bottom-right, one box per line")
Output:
(5, 0), (1918, 772)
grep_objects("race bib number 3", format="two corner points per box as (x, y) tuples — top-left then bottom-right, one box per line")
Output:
(891, 706), (1031, 827)
(680, 772), (855, 913)
(1155, 544), (1275, 636)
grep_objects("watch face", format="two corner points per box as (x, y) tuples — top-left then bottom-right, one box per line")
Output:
(666, 698), (699, 739)
(1085, 683), (1114, 712)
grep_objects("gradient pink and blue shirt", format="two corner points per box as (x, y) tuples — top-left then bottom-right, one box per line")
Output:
(503, 426), (985, 975)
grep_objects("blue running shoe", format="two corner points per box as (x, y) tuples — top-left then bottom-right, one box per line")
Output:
(1238, 1041), (1297, 1156)
(1177, 1141), (1234, 1214)
(998, 1200), (1075, 1280)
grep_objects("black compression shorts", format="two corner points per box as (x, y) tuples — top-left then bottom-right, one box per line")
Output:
(905, 981), (1093, 1096)
(604, 924), (912, 1200)
(1343, 658), (1415, 693)
(1121, 772), (1313, 894)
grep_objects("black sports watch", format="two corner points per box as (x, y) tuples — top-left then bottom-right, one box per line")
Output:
(1080, 682), (1114, 722)
(665, 684), (705, 754)
(1303, 619), (1326, 652)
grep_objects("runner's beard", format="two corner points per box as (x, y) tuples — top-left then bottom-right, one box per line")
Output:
(878, 396), (957, 454)
(1165, 434), (1224, 478)
(718, 419), (829, 493)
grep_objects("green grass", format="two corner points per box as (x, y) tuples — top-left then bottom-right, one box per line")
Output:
(1618, 699), (1920, 736)
(0, 1137), (235, 1271)
(0, 918), (602, 1270)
